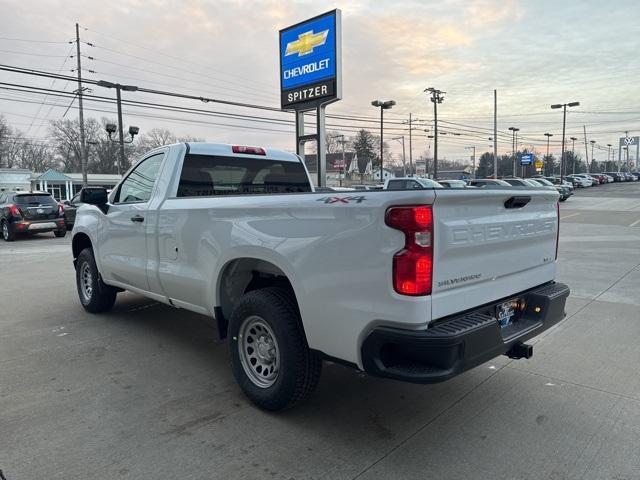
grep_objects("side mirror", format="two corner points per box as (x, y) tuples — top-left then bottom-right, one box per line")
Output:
(79, 187), (108, 206)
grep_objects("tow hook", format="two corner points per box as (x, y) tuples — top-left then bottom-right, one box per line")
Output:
(506, 343), (533, 360)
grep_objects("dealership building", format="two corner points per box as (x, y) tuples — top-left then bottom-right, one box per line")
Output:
(0, 168), (121, 201)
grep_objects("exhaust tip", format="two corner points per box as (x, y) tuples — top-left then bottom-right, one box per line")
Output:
(506, 343), (533, 360)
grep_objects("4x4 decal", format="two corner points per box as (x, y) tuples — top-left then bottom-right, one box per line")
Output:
(316, 196), (366, 204)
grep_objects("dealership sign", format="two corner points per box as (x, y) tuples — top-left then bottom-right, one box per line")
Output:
(520, 153), (534, 166)
(279, 9), (342, 110)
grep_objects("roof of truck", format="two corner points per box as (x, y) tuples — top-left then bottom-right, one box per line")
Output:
(186, 142), (301, 163)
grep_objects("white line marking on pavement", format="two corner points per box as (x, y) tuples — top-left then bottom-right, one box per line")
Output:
(629, 218), (640, 227)
(561, 212), (581, 220)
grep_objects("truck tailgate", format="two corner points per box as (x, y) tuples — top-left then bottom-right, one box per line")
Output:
(430, 188), (559, 321)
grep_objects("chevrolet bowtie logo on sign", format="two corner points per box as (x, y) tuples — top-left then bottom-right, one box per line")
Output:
(285, 30), (329, 57)
(279, 9), (341, 110)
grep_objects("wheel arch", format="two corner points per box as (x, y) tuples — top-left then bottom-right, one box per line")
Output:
(215, 257), (303, 340)
(72, 232), (93, 267)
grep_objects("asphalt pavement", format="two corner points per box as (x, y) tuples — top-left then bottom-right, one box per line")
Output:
(1, 182), (639, 480)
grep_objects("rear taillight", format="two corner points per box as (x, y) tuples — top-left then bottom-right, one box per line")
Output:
(232, 145), (266, 155)
(7, 204), (22, 218)
(385, 205), (433, 296)
(555, 202), (560, 260)
(58, 203), (65, 216)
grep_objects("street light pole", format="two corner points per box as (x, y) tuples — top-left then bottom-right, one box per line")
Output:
(392, 136), (406, 176)
(371, 100), (395, 184)
(570, 136), (578, 174)
(550, 102), (579, 183)
(509, 127), (519, 176)
(544, 133), (553, 176)
(465, 146), (476, 179)
(607, 143), (612, 171)
(97, 80), (138, 175)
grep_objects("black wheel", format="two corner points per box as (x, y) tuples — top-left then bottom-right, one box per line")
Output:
(75, 248), (117, 313)
(228, 287), (322, 411)
(54, 228), (67, 238)
(1, 220), (15, 242)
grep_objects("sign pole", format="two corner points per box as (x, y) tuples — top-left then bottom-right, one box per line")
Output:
(317, 105), (327, 187)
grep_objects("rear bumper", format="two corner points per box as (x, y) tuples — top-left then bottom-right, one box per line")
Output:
(12, 218), (66, 233)
(361, 282), (570, 384)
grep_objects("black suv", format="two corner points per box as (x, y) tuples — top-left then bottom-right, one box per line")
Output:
(0, 191), (67, 241)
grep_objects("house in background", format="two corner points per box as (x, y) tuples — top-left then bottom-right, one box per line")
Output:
(0, 168), (122, 201)
(0, 168), (32, 192)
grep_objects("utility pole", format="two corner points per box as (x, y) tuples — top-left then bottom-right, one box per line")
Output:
(570, 137), (577, 174)
(583, 126), (589, 173)
(493, 90), (498, 179)
(75, 23), (88, 188)
(425, 87), (444, 179)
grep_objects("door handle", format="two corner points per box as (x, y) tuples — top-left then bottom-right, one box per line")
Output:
(504, 196), (531, 209)
(130, 215), (145, 223)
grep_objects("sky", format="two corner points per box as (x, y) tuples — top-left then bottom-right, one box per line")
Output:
(1, 0), (640, 164)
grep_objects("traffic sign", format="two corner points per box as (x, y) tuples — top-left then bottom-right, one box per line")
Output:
(279, 10), (342, 110)
(534, 159), (543, 168)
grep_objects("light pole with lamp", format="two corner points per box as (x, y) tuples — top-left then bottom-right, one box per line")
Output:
(550, 101), (579, 183)
(544, 133), (553, 175)
(371, 100), (395, 184)
(391, 136), (406, 176)
(508, 127), (519, 176)
(570, 136), (578, 174)
(97, 80), (139, 175)
(464, 146), (476, 179)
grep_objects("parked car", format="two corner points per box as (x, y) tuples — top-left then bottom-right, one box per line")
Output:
(604, 172), (624, 182)
(467, 178), (512, 188)
(71, 142), (569, 411)
(0, 191), (67, 241)
(351, 184), (376, 191)
(566, 175), (592, 187)
(573, 174), (598, 186)
(527, 178), (571, 201)
(62, 192), (82, 228)
(438, 179), (468, 188)
(385, 177), (443, 190)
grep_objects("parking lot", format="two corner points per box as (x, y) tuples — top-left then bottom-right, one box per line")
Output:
(1, 183), (639, 480)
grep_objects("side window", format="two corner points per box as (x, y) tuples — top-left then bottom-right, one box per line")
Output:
(115, 154), (164, 203)
(71, 193), (80, 204)
(408, 181), (423, 189)
(386, 180), (404, 190)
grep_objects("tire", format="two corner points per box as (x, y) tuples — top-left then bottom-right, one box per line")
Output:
(228, 287), (322, 411)
(75, 248), (117, 313)
(54, 228), (67, 238)
(1, 220), (15, 242)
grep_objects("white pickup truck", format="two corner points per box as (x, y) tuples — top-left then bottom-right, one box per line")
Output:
(71, 143), (569, 410)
